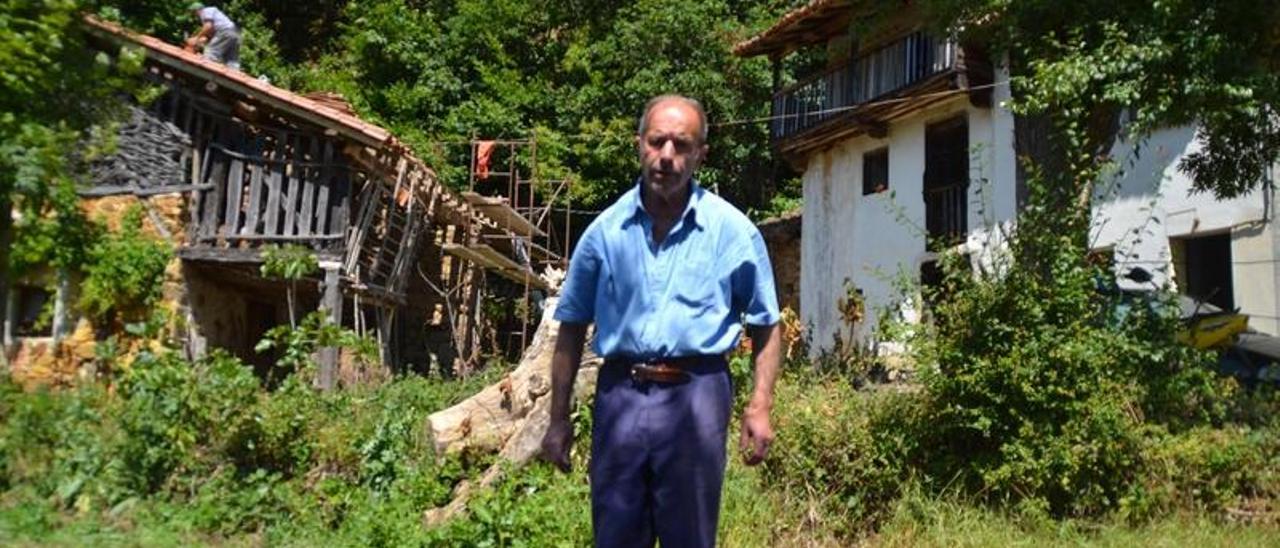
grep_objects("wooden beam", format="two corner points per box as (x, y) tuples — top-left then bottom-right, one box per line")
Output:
(197, 233), (343, 242)
(442, 243), (552, 292)
(482, 233), (562, 263)
(179, 246), (341, 264)
(461, 191), (547, 238)
(77, 183), (213, 197)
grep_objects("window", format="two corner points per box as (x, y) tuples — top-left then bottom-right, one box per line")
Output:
(12, 285), (52, 337)
(862, 147), (889, 195)
(1170, 233), (1234, 310)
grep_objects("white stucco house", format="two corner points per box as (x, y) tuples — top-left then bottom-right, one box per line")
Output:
(734, 0), (1280, 353)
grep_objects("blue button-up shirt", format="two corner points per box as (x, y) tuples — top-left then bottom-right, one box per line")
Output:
(554, 180), (780, 358)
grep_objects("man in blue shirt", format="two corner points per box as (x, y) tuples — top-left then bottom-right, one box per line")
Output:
(541, 95), (782, 547)
(184, 3), (241, 70)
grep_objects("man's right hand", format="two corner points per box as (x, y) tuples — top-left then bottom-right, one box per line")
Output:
(540, 418), (574, 472)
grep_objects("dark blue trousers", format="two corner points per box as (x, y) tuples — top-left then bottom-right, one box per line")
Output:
(590, 357), (732, 548)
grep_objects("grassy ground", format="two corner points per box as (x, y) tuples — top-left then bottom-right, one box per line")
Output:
(4, 472), (1277, 547)
(2, 363), (1277, 546)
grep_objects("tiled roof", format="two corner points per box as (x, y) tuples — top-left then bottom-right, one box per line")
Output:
(733, 0), (855, 58)
(83, 16), (392, 148)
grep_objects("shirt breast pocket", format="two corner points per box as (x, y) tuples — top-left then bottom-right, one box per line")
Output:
(673, 255), (720, 309)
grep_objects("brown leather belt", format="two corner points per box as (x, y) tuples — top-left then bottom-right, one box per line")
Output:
(607, 356), (713, 385)
(629, 363), (691, 384)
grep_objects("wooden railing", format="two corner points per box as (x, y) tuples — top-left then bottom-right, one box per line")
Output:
(192, 139), (352, 252)
(924, 182), (967, 245)
(771, 31), (957, 141)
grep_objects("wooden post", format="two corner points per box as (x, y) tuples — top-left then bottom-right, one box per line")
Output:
(2, 287), (15, 350)
(315, 260), (343, 390)
(51, 269), (71, 343)
(0, 194), (11, 364)
(771, 55), (782, 95)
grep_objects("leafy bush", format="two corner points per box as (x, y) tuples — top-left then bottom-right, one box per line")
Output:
(423, 463), (592, 546)
(898, 206), (1246, 515)
(255, 310), (379, 386)
(0, 346), (502, 538)
(78, 206), (172, 326)
(1125, 425), (1280, 518)
(761, 372), (923, 537)
(260, 243), (320, 328)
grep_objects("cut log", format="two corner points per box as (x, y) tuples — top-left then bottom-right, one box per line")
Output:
(423, 295), (599, 527)
(425, 296), (596, 456)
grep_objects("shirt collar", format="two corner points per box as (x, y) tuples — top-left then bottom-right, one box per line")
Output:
(627, 177), (705, 230)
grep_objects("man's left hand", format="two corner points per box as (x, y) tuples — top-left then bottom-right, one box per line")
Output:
(738, 405), (774, 465)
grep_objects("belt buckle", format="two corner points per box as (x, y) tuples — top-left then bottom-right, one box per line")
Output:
(631, 363), (655, 384)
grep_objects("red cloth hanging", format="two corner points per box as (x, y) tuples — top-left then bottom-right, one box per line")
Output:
(475, 141), (496, 180)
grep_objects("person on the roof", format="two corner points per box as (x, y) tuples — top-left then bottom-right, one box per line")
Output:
(183, 2), (240, 70)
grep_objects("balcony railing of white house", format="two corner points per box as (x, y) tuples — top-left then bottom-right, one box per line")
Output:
(771, 31), (957, 141)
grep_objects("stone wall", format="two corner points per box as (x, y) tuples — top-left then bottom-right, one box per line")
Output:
(759, 211), (802, 314)
(6, 192), (191, 388)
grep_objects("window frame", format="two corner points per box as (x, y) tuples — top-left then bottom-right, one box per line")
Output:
(862, 146), (889, 195)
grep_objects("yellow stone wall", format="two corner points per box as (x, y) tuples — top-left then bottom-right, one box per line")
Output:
(6, 193), (191, 389)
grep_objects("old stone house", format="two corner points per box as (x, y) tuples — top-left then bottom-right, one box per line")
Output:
(4, 18), (560, 386)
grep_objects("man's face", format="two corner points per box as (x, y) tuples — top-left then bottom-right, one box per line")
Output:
(638, 101), (707, 203)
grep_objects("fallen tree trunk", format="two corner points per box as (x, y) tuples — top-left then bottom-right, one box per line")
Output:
(423, 296), (598, 526)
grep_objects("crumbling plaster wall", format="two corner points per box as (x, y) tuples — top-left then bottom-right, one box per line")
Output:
(798, 73), (1279, 356)
(1089, 125), (1278, 335)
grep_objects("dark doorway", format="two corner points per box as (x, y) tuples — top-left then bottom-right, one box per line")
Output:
(924, 116), (969, 249)
(245, 300), (278, 379)
(1174, 233), (1234, 310)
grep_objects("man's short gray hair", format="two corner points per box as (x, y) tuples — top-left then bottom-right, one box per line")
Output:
(637, 95), (708, 144)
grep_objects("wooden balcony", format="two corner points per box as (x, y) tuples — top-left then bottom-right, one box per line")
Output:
(771, 31), (985, 157)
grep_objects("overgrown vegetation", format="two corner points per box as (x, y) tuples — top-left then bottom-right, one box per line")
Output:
(78, 206), (172, 327)
(0, 347), (506, 543)
(260, 243), (320, 328)
(750, 0), (1280, 536)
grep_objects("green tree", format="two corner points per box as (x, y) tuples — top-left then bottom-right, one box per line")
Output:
(79, 207), (172, 328)
(918, 0), (1280, 211)
(0, 0), (144, 358)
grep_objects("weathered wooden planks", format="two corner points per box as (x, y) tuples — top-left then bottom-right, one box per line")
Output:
(263, 131), (285, 236)
(314, 142), (333, 236)
(461, 191), (547, 237)
(243, 159), (265, 235)
(282, 134), (301, 236)
(298, 137), (319, 236)
(199, 148), (229, 239)
(222, 156), (245, 237)
(442, 243), (552, 291)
